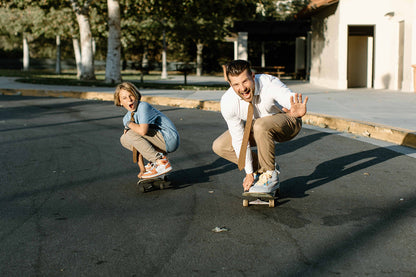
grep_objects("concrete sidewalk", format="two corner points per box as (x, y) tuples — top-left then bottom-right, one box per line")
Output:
(0, 75), (415, 148)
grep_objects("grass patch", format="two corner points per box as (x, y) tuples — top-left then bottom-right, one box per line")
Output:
(0, 69), (228, 91)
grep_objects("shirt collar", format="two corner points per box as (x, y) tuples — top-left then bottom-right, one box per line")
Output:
(254, 74), (260, 96)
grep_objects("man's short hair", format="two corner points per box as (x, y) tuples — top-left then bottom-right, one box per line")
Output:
(225, 60), (252, 81)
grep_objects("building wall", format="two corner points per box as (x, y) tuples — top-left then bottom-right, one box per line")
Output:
(310, 4), (341, 88)
(399, 0), (416, 92)
(310, 0), (415, 92)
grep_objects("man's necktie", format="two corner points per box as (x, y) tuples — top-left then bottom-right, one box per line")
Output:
(130, 112), (135, 122)
(237, 102), (253, 171)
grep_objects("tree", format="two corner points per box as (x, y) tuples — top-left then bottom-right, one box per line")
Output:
(33, 7), (78, 74)
(105, 0), (122, 84)
(0, 6), (44, 71)
(173, 0), (257, 76)
(138, 1), (179, 79)
(255, 0), (310, 20)
(0, 0), (309, 77)
(70, 0), (96, 80)
(120, 0), (181, 78)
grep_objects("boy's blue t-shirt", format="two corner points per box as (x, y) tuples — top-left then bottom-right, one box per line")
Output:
(123, 101), (179, 153)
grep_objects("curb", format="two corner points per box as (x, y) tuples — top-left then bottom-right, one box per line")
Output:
(2, 88), (415, 149)
(302, 113), (416, 148)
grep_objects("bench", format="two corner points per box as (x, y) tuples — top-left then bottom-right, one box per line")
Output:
(251, 66), (285, 78)
(176, 63), (195, 85)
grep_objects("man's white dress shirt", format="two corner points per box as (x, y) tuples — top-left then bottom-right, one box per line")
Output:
(220, 74), (296, 174)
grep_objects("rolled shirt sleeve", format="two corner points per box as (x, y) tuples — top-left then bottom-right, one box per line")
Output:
(220, 91), (254, 174)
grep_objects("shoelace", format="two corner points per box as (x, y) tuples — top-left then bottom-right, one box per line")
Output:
(257, 171), (273, 186)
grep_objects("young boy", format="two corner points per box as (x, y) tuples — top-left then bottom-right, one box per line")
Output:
(114, 82), (180, 179)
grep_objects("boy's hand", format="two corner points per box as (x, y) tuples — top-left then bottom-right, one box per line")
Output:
(127, 122), (149, 137)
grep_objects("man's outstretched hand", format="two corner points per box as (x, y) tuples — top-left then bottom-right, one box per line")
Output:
(282, 93), (308, 118)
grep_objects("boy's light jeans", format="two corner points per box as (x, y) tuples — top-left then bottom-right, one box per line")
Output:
(120, 127), (166, 163)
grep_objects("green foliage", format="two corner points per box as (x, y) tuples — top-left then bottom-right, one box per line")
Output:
(254, 0), (309, 20)
(0, 0), (310, 70)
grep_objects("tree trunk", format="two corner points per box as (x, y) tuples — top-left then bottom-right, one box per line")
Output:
(56, 35), (61, 74)
(23, 35), (29, 71)
(71, 0), (95, 80)
(161, 29), (168, 79)
(72, 37), (82, 78)
(105, 0), (121, 84)
(142, 47), (149, 70)
(76, 13), (95, 80)
(92, 37), (96, 55)
(196, 41), (203, 76)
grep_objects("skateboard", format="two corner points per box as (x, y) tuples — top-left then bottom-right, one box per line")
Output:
(242, 191), (277, 208)
(137, 174), (170, 193)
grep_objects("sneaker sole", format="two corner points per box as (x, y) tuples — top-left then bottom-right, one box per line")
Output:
(141, 166), (172, 179)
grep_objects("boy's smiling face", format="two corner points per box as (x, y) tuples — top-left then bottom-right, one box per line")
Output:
(119, 89), (138, 112)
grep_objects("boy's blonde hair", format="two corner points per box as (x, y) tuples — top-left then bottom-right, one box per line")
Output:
(114, 82), (142, 106)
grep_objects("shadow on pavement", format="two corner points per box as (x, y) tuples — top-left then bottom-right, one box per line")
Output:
(281, 146), (401, 199)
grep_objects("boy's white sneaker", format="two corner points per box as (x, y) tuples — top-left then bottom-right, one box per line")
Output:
(141, 158), (172, 179)
(145, 162), (153, 171)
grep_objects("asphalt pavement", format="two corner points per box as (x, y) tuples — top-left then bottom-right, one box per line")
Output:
(1, 95), (416, 276)
(0, 75), (415, 149)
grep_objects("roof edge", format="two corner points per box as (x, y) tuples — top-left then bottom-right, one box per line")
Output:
(296, 0), (339, 19)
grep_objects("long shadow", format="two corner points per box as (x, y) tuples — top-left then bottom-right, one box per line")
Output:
(0, 115), (121, 132)
(157, 107), (187, 113)
(167, 131), (334, 190)
(281, 146), (401, 199)
(168, 156), (236, 190)
(1, 95), (117, 120)
(266, 131), (416, 274)
(277, 131), (333, 156)
(0, 94), (109, 110)
(0, 96), (185, 133)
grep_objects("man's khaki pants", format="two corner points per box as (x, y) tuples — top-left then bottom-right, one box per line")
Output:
(120, 128), (166, 163)
(212, 113), (302, 173)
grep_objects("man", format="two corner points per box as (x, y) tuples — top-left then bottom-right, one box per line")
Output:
(212, 60), (308, 193)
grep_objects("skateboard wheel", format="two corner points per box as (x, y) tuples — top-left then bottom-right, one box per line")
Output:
(243, 199), (249, 207)
(159, 183), (164, 190)
(139, 185), (145, 193)
(269, 199), (275, 208)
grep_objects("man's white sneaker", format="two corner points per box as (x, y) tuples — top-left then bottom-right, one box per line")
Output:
(248, 169), (280, 194)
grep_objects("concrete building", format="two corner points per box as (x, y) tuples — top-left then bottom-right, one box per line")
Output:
(299, 0), (416, 92)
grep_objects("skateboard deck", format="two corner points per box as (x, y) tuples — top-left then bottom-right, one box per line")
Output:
(137, 175), (171, 193)
(242, 191), (277, 207)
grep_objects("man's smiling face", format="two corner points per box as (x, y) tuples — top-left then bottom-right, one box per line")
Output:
(228, 69), (255, 102)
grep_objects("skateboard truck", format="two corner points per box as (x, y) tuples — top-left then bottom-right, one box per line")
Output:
(137, 175), (170, 193)
(242, 191), (278, 208)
